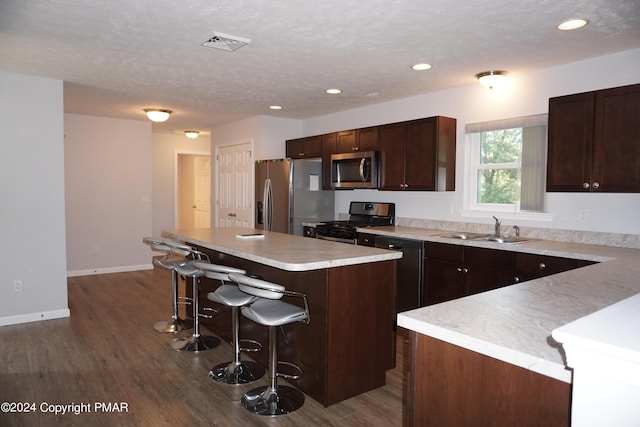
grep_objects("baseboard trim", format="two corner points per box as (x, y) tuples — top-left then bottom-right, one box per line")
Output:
(0, 308), (71, 327)
(67, 264), (153, 277)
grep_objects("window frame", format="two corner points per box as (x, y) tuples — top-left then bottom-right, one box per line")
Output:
(462, 114), (552, 221)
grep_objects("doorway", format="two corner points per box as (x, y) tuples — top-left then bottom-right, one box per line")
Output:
(176, 153), (211, 229)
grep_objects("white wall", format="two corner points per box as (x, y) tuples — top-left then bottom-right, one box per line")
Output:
(210, 115), (301, 160)
(64, 114), (153, 275)
(212, 49), (640, 235)
(151, 132), (210, 237)
(0, 72), (69, 325)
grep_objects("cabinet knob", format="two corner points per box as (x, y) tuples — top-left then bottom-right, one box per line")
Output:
(514, 276), (520, 283)
(582, 182), (590, 189)
(539, 263), (546, 270)
(592, 181), (600, 189)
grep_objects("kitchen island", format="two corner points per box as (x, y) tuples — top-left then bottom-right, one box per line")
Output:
(361, 225), (640, 426)
(162, 227), (401, 407)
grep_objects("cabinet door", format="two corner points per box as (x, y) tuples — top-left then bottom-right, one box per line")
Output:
(357, 126), (379, 151)
(405, 118), (437, 190)
(286, 138), (305, 158)
(423, 242), (464, 305)
(463, 247), (514, 296)
(379, 122), (407, 190)
(286, 136), (322, 159)
(424, 258), (464, 305)
(336, 130), (357, 153)
(322, 132), (337, 190)
(593, 83), (640, 192)
(546, 92), (595, 192)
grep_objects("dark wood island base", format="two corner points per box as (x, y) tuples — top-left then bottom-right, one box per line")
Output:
(194, 246), (397, 407)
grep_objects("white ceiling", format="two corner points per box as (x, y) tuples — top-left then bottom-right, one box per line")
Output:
(1, 0), (639, 134)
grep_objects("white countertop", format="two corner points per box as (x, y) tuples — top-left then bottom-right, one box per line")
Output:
(162, 227), (401, 272)
(361, 225), (640, 383)
(552, 293), (640, 369)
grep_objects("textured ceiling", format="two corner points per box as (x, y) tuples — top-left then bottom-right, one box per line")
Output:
(1, 0), (639, 134)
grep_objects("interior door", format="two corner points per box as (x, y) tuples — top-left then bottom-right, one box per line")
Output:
(216, 142), (253, 228)
(194, 156), (211, 228)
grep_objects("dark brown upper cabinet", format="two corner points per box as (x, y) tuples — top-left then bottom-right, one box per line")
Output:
(286, 135), (323, 159)
(336, 126), (379, 153)
(547, 83), (640, 193)
(379, 116), (456, 191)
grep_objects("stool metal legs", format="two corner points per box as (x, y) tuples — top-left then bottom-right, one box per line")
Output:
(209, 306), (265, 384)
(241, 326), (304, 415)
(154, 269), (193, 333)
(171, 277), (220, 352)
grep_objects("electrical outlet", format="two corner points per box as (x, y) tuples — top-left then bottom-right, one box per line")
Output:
(14, 280), (23, 292)
(578, 209), (589, 223)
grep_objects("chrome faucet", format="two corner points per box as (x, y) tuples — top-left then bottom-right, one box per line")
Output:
(492, 216), (501, 237)
(513, 225), (520, 238)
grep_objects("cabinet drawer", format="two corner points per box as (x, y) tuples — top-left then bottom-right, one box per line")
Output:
(357, 232), (376, 247)
(515, 253), (578, 278)
(424, 241), (463, 263)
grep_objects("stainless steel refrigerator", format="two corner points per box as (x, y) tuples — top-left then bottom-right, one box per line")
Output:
(255, 158), (334, 235)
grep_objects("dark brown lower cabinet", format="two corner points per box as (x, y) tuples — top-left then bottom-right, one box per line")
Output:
(423, 242), (514, 306)
(404, 332), (571, 427)
(514, 252), (596, 283)
(424, 242), (599, 306)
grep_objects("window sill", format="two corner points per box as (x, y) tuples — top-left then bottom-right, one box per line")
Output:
(460, 209), (553, 222)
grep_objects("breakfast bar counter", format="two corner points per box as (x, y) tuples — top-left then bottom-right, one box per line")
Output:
(162, 227), (401, 407)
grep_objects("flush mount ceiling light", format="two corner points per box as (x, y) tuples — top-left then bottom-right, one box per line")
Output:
(326, 88), (342, 94)
(557, 19), (588, 31)
(411, 63), (432, 71)
(476, 70), (508, 90)
(144, 109), (172, 122)
(184, 131), (199, 139)
(202, 31), (251, 52)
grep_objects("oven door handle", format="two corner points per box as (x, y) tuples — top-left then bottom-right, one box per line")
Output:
(316, 234), (356, 244)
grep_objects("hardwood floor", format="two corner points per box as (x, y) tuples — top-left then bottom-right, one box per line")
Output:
(1, 266), (405, 426)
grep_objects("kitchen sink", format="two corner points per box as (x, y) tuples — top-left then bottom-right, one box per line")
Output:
(471, 236), (533, 244)
(437, 233), (533, 244)
(438, 232), (489, 240)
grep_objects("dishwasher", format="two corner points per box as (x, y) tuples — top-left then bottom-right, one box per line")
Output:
(375, 236), (424, 313)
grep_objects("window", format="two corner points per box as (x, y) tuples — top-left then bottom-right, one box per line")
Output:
(466, 114), (548, 214)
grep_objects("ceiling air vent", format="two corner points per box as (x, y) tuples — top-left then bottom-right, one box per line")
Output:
(202, 32), (251, 52)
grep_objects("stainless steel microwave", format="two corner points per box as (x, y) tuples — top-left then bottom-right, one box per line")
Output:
(330, 151), (379, 189)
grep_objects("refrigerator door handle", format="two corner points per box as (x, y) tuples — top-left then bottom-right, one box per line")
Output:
(263, 178), (273, 231)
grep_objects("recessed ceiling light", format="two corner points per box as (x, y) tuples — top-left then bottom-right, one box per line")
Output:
(326, 88), (342, 94)
(269, 105), (283, 110)
(557, 19), (588, 31)
(411, 63), (432, 71)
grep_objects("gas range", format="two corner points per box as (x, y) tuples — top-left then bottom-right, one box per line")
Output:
(315, 202), (395, 244)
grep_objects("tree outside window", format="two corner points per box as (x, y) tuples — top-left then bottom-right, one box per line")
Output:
(478, 129), (522, 204)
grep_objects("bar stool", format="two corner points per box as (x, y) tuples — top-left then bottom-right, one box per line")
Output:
(171, 250), (220, 352)
(198, 263), (266, 385)
(228, 273), (310, 416)
(142, 237), (193, 333)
